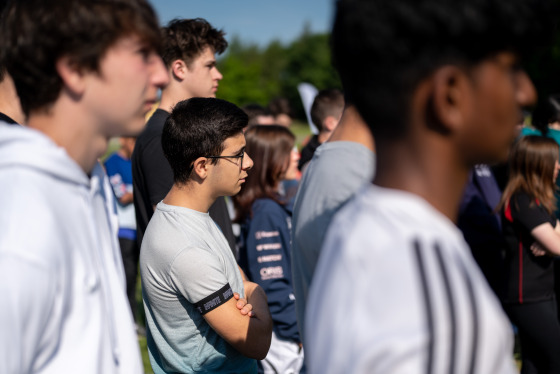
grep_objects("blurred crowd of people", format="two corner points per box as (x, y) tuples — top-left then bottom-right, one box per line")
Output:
(2, 0), (560, 373)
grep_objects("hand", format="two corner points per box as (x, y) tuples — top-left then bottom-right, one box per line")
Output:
(530, 242), (547, 257)
(233, 292), (255, 317)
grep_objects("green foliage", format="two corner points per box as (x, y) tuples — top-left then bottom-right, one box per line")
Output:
(217, 29), (341, 119)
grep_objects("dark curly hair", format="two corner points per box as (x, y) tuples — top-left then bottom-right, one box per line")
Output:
(332, 0), (558, 140)
(0, 0), (162, 116)
(161, 18), (228, 68)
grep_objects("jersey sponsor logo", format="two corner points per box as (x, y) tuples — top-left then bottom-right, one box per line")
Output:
(256, 243), (282, 251)
(255, 230), (280, 240)
(260, 266), (284, 280)
(257, 254), (282, 263)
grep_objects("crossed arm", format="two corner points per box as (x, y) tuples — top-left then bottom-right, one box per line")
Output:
(203, 279), (273, 359)
(530, 220), (560, 256)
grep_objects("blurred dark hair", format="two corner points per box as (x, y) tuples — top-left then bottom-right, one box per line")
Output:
(162, 98), (247, 184)
(242, 104), (273, 127)
(332, 0), (558, 140)
(161, 18), (227, 68)
(268, 97), (293, 118)
(0, 0), (9, 81)
(0, 0), (161, 116)
(498, 135), (559, 215)
(234, 125), (295, 222)
(532, 95), (560, 135)
(311, 89), (345, 132)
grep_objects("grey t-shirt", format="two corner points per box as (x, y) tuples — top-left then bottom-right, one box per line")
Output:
(140, 202), (256, 374)
(291, 141), (375, 344)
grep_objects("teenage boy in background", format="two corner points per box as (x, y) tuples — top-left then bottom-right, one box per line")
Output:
(133, 18), (236, 252)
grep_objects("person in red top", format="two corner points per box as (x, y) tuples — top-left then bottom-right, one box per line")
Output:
(499, 135), (560, 373)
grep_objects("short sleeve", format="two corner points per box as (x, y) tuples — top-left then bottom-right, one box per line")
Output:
(510, 193), (554, 231)
(168, 247), (233, 312)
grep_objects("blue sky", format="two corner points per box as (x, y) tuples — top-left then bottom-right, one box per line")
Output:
(152, 0), (334, 48)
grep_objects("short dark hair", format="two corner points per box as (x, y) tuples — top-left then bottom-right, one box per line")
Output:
(310, 89), (345, 132)
(0, 0), (11, 81)
(0, 0), (161, 116)
(161, 18), (227, 68)
(268, 97), (293, 118)
(242, 104), (272, 127)
(162, 98), (248, 184)
(332, 0), (557, 140)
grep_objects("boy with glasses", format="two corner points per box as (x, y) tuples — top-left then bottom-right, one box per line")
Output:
(140, 97), (272, 373)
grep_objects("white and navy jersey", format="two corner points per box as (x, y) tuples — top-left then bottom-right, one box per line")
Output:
(306, 185), (516, 374)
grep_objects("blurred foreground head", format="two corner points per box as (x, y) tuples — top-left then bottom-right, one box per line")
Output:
(332, 0), (557, 142)
(0, 0), (162, 116)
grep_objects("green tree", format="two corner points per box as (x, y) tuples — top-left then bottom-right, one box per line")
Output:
(217, 27), (341, 119)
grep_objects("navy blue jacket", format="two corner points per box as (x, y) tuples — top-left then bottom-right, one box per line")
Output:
(239, 198), (300, 343)
(458, 164), (506, 296)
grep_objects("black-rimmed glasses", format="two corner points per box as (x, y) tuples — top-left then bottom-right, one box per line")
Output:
(206, 149), (245, 167)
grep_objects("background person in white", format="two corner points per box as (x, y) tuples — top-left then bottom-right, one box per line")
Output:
(306, 0), (553, 372)
(141, 98), (272, 373)
(291, 104), (375, 345)
(0, 0), (168, 372)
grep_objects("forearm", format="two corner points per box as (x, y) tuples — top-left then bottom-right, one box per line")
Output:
(242, 282), (273, 358)
(203, 282), (272, 360)
(119, 192), (133, 205)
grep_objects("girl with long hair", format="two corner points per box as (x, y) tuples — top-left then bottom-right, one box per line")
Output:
(234, 125), (303, 374)
(498, 135), (560, 373)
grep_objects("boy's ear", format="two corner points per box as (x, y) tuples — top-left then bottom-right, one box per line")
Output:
(56, 57), (86, 96)
(323, 115), (339, 132)
(425, 65), (473, 135)
(170, 59), (187, 80)
(191, 156), (209, 180)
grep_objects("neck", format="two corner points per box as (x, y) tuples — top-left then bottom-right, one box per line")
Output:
(373, 134), (469, 222)
(328, 106), (375, 151)
(0, 75), (25, 124)
(318, 131), (332, 144)
(159, 81), (193, 113)
(163, 182), (215, 213)
(27, 96), (109, 174)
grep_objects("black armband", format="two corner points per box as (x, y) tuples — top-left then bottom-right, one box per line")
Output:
(194, 283), (234, 315)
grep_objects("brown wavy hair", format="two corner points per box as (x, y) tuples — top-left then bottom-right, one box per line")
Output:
(233, 125), (295, 222)
(498, 135), (559, 214)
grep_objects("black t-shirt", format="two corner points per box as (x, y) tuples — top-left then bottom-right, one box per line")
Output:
(297, 134), (321, 171)
(132, 109), (237, 252)
(501, 191), (556, 304)
(0, 112), (18, 125)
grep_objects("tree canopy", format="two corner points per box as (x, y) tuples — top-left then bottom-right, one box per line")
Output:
(217, 27), (341, 119)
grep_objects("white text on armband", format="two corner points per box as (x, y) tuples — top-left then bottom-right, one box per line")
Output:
(255, 230), (279, 240)
(260, 266), (284, 280)
(256, 243), (282, 251)
(194, 283), (234, 315)
(258, 254), (282, 263)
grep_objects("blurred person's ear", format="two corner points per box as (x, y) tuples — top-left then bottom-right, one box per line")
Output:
(56, 57), (86, 97)
(424, 66), (472, 135)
